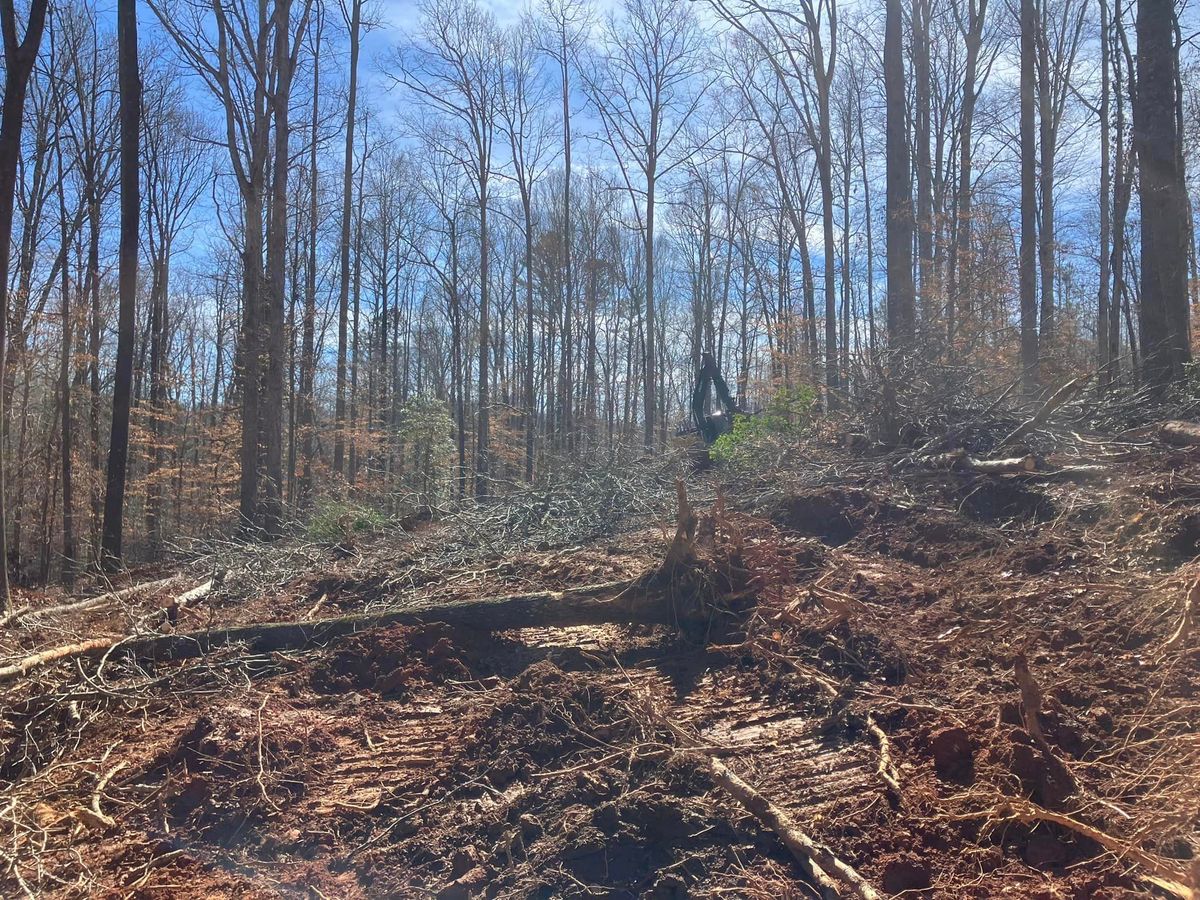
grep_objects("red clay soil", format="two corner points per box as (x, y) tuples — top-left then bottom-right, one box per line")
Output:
(1, 437), (1198, 898)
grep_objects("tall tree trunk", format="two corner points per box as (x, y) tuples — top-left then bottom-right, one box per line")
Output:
(333, 0), (361, 479)
(913, 0), (934, 323)
(101, 0), (140, 568)
(0, 0), (50, 605)
(1098, 0), (1112, 386)
(261, 0), (297, 537)
(948, 0), (986, 350)
(1037, 3), (1056, 352)
(475, 181), (491, 497)
(523, 195), (535, 482)
(1110, 2), (1131, 381)
(885, 0), (916, 356)
(818, 99), (838, 396)
(299, 11), (321, 505)
(58, 164), (76, 585)
(1135, 0), (1191, 389)
(643, 167), (657, 450)
(1019, 0), (1040, 393)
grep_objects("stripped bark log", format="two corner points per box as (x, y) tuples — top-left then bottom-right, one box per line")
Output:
(0, 579), (668, 683)
(0, 638), (117, 681)
(923, 450), (1037, 473)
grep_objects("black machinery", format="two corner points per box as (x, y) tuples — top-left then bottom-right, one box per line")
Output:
(691, 352), (738, 445)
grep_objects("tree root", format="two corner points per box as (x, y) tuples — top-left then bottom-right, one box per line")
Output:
(955, 799), (1196, 900)
(704, 753), (882, 900)
(867, 714), (902, 802)
(1161, 578), (1197, 655)
(1013, 651), (1077, 799)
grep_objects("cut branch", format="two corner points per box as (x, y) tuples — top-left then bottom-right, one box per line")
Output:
(960, 799), (1195, 900)
(999, 376), (1087, 448)
(1, 575), (186, 628)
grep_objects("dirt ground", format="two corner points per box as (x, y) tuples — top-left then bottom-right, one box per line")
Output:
(1, 430), (1198, 898)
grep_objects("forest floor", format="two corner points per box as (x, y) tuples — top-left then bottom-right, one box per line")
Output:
(1, 415), (1199, 899)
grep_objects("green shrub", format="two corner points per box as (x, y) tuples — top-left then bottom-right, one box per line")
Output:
(710, 384), (817, 465)
(306, 500), (390, 545)
(395, 396), (456, 504)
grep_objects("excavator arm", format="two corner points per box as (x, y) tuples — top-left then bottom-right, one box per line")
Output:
(692, 352), (738, 444)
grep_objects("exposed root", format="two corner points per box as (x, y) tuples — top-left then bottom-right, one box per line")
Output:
(704, 755), (882, 900)
(1161, 577), (1197, 655)
(867, 714), (902, 802)
(1012, 650), (1077, 801)
(955, 799), (1197, 900)
(0, 575), (186, 628)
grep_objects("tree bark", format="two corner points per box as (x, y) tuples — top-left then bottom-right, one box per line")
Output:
(1135, 0), (1191, 389)
(1019, 0), (1040, 393)
(885, 0), (916, 356)
(333, 0), (362, 479)
(100, 0), (140, 569)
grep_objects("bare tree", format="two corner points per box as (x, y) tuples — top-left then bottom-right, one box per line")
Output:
(584, 0), (709, 449)
(1035, 0), (1086, 350)
(333, 0), (362, 480)
(99, 0), (140, 568)
(946, 0), (993, 347)
(500, 13), (556, 480)
(390, 0), (502, 496)
(141, 68), (207, 551)
(1019, 0), (1039, 392)
(0, 0), (51, 605)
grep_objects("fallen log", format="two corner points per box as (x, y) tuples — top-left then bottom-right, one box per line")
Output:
(0, 575), (186, 628)
(0, 638), (118, 682)
(705, 753), (882, 900)
(0, 579), (670, 683)
(1160, 420), (1200, 448)
(923, 450), (1036, 474)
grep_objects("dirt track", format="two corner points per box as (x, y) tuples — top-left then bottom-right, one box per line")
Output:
(1, 435), (1198, 898)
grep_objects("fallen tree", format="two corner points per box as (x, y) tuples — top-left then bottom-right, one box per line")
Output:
(0, 579), (675, 683)
(921, 450), (1036, 474)
(0, 575), (186, 628)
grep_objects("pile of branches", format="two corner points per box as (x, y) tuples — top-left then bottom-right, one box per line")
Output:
(426, 454), (689, 558)
(846, 356), (1200, 459)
